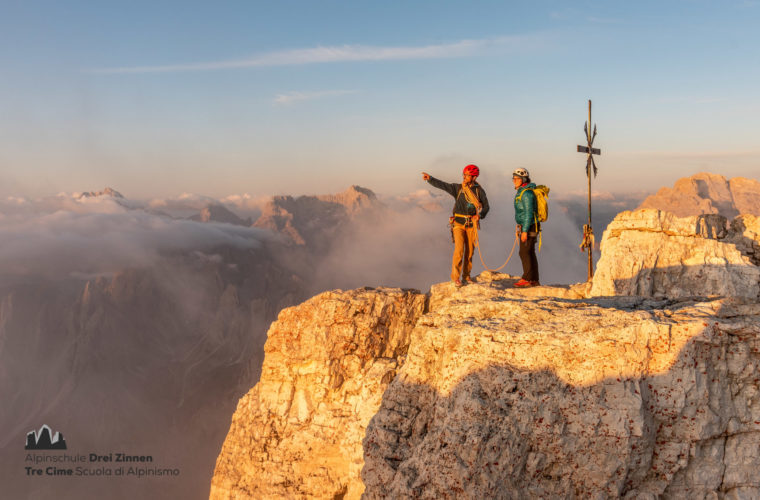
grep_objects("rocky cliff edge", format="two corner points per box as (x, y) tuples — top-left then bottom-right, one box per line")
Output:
(211, 209), (760, 499)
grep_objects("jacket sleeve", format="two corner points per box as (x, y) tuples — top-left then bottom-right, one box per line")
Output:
(478, 187), (489, 220)
(426, 176), (459, 198)
(518, 189), (537, 230)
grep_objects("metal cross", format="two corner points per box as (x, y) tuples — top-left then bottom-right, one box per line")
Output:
(577, 99), (601, 281)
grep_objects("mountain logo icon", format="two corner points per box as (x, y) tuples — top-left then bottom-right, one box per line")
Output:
(25, 425), (67, 450)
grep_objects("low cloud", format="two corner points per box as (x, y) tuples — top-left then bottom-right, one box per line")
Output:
(147, 192), (267, 219)
(0, 194), (268, 279)
(218, 193), (269, 216)
(0, 184), (644, 288)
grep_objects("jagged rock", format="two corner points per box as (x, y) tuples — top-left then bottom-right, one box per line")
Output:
(210, 287), (426, 499)
(253, 186), (379, 247)
(209, 271), (760, 498)
(638, 173), (760, 218)
(729, 177), (760, 216)
(190, 204), (252, 226)
(726, 214), (760, 266)
(362, 279), (760, 499)
(590, 209), (760, 299)
(318, 185), (378, 214)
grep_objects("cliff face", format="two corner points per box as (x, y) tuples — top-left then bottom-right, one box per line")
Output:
(591, 209), (760, 299)
(364, 282), (760, 499)
(210, 288), (426, 499)
(211, 209), (760, 499)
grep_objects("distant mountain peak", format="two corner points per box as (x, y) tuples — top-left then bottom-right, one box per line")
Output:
(77, 187), (124, 199)
(638, 172), (760, 217)
(317, 185), (377, 213)
(189, 203), (252, 226)
(254, 186), (381, 246)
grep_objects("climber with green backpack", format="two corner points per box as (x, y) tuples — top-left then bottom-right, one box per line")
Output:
(512, 168), (549, 287)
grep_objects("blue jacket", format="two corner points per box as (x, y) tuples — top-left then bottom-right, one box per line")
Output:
(514, 183), (538, 232)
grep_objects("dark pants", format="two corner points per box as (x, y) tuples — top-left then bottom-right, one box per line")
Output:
(519, 233), (539, 282)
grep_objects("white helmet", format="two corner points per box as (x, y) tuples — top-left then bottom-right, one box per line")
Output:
(512, 168), (530, 179)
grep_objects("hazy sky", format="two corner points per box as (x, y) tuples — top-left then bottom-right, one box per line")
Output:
(2, 0), (759, 199)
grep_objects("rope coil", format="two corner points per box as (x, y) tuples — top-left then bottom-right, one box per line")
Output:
(579, 224), (594, 251)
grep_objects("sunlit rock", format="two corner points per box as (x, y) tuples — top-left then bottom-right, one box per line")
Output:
(363, 282), (760, 498)
(638, 172), (760, 218)
(210, 179), (760, 499)
(210, 287), (426, 499)
(590, 209), (760, 299)
(210, 270), (760, 498)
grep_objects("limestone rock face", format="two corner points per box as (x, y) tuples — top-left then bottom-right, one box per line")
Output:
(253, 186), (380, 247)
(209, 205), (760, 499)
(590, 209), (760, 299)
(730, 177), (760, 216)
(638, 173), (760, 217)
(362, 278), (760, 499)
(317, 185), (379, 214)
(210, 287), (427, 499)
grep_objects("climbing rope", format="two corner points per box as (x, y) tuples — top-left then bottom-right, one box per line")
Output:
(457, 184), (518, 273)
(473, 223), (519, 272)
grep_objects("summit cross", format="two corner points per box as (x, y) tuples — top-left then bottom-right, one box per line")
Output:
(577, 99), (601, 281)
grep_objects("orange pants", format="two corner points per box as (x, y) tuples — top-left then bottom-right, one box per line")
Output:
(451, 223), (477, 281)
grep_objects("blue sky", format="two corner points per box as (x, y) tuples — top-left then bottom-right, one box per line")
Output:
(1, 0), (759, 199)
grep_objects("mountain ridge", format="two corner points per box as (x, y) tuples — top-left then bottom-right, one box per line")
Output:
(638, 172), (760, 218)
(210, 202), (760, 498)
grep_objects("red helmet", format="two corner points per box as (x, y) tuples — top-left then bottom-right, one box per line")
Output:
(463, 164), (480, 177)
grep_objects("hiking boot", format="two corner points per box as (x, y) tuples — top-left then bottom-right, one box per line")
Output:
(454, 279), (463, 287)
(465, 276), (476, 284)
(516, 280), (541, 288)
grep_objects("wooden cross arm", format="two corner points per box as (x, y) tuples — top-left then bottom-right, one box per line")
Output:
(577, 145), (601, 155)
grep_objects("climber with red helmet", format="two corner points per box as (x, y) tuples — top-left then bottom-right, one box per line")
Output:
(422, 165), (490, 287)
